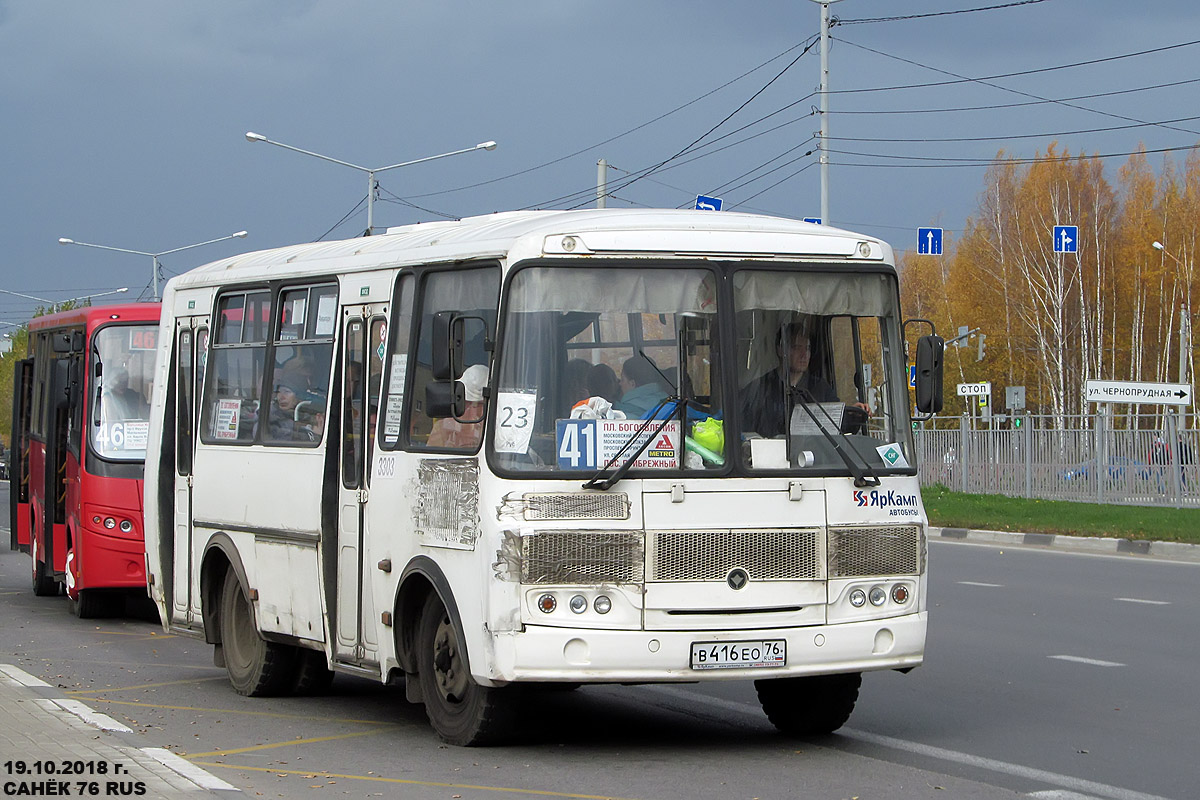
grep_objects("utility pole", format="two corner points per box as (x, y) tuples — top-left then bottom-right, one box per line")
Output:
(597, 159), (608, 209)
(809, 0), (843, 226)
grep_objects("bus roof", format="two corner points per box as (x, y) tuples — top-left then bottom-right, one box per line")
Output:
(26, 302), (162, 332)
(166, 209), (895, 290)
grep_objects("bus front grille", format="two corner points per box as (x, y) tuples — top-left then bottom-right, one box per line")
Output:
(521, 492), (631, 521)
(648, 529), (824, 582)
(521, 531), (644, 585)
(828, 526), (924, 577)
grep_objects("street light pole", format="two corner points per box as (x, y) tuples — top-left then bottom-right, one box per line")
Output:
(245, 132), (497, 235)
(59, 231), (248, 302)
(808, 0), (844, 227)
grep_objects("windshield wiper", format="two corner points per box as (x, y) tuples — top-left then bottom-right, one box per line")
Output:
(582, 396), (678, 491)
(791, 388), (880, 488)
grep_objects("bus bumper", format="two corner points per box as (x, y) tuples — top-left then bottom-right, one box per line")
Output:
(77, 529), (146, 591)
(484, 611), (926, 684)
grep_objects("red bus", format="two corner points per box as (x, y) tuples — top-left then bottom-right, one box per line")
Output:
(9, 303), (161, 617)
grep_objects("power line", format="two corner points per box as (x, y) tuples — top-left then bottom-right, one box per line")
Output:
(832, 76), (1200, 116)
(826, 142), (1200, 168)
(406, 36), (818, 202)
(839, 0), (1051, 25)
(834, 36), (1200, 138)
(826, 114), (1200, 144)
(827, 37), (1200, 98)
(315, 195), (367, 242)
(553, 36), (821, 210)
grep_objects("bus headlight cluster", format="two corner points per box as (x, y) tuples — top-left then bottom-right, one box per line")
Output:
(535, 592), (613, 615)
(93, 514), (134, 533)
(846, 583), (912, 610)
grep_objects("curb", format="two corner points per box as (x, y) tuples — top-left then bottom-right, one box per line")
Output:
(931, 526), (1200, 563)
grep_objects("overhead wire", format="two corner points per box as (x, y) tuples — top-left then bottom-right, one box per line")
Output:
(839, 0), (1052, 25)
(550, 35), (822, 210)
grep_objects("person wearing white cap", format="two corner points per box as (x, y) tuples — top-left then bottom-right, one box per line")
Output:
(427, 364), (489, 449)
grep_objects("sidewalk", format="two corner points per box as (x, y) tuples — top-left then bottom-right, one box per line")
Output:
(931, 526), (1200, 562)
(0, 664), (239, 798)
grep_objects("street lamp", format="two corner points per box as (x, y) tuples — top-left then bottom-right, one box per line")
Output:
(245, 131), (497, 235)
(58, 231), (248, 302)
(1151, 241), (1193, 387)
(0, 286), (129, 310)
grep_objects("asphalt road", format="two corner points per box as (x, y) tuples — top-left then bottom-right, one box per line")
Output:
(2, 482), (1196, 799)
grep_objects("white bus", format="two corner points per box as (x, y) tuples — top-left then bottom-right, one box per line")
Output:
(144, 209), (945, 745)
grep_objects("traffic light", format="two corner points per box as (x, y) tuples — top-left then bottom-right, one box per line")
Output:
(976, 333), (987, 361)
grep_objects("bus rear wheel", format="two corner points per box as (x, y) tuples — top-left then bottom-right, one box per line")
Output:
(218, 567), (295, 696)
(755, 672), (862, 736)
(416, 595), (514, 746)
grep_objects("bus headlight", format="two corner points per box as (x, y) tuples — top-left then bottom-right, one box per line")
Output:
(869, 586), (887, 606)
(848, 589), (867, 608)
(119, 520), (133, 533)
(568, 595), (587, 614)
(593, 595), (612, 614)
(103, 517), (116, 529)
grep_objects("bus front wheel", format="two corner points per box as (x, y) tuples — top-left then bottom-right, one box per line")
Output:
(218, 567), (295, 696)
(755, 672), (862, 736)
(415, 595), (514, 746)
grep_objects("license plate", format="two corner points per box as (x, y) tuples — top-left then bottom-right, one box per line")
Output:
(690, 639), (786, 670)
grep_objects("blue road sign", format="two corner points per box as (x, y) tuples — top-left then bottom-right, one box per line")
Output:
(802, 217), (822, 225)
(695, 195), (723, 211)
(1053, 225), (1078, 253)
(909, 364), (917, 388)
(917, 227), (943, 255)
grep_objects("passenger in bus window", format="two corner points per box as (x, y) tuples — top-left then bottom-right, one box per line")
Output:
(740, 322), (837, 437)
(105, 367), (148, 421)
(586, 363), (620, 403)
(565, 358), (591, 409)
(267, 373), (313, 441)
(614, 356), (667, 418)
(427, 364), (488, 449)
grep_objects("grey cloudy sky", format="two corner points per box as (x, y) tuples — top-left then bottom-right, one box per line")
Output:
(3, 0), (1199, 323)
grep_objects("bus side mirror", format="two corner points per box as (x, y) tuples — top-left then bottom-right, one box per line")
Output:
(914, 334), (944, 414)
(52, 333), (73, 354)
(431, 311), (462, 382)
(425, 380), (464, 419)
(72, 330), (85, 352)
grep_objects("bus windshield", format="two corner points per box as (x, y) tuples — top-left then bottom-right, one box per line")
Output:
(91, 324), (157, 461)
(491, 263), (913, 477)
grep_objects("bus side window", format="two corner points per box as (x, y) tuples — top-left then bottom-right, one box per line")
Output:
(408, 267), (499, 451)
(200, 291), (270, 444)
(264, 284), (337, 446)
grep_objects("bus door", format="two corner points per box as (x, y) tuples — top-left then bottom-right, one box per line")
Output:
(333, 307), (387, 666)
(171, 322), (207, 624)
(10, 358), (34, 552)
(39, 343), (77, 586)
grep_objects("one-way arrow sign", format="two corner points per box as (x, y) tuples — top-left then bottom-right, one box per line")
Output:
(1086, 379), (1191, 406)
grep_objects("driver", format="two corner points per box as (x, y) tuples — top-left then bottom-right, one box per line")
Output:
(740, 322), (838, 437)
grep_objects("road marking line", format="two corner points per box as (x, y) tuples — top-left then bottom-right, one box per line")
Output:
(1114, 597), (1170, 606)
(188, 761), (644, 799)
(188, 729), (389, 758)
(143, 748), (239, 791)
(45, 698), (134, 732)
(84, 696), (397, 725)
(638, 685), (1169, 800)
(1048, 655), (1126, 667)
(0, 664), (51, 687)
(1028, 791), (1112, 799)
(957, 581), (1004, 587)
(67, 675), (228, 695)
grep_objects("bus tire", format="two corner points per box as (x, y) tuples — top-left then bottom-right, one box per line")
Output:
(218, 567), (295, 697)
(70, 589), (118, 619)
(416, 594), (513, 746)
(755, 672), (862, 736)
(291, 648), (335, 695)
(31, 540), (56, 597)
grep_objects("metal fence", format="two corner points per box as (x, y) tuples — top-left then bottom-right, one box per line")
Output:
(914, 413), (1198, 508)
